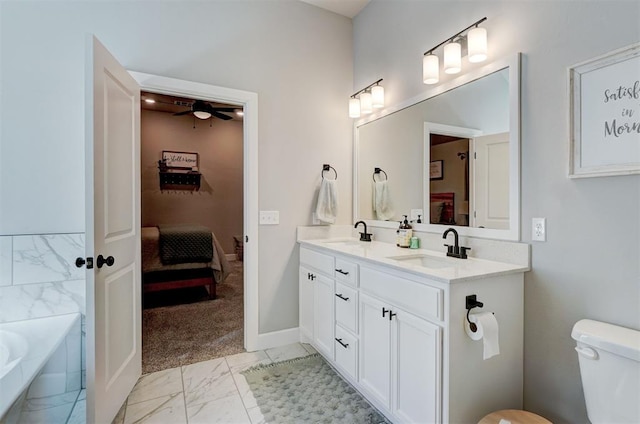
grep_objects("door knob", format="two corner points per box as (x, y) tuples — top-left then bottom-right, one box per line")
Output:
(75, 257), (94, 269)
(96, 255), (115, 268)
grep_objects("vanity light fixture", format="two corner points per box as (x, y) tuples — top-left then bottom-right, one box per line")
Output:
(349, 79), (384, 118)
(423, 17), (488, 84)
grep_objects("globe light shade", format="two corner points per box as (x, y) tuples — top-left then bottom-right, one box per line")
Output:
(349, 97), (361, 118)
(193, 111), (212, 120)
(371, 85), (385, 109)
(468, 27), (487, 63)
(360, 91), (373, 114)
(443, 41), (462, 74)
(423, 54), (440, 84)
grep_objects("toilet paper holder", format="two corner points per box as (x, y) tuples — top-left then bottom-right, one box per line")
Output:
(466, 294), (484, 333)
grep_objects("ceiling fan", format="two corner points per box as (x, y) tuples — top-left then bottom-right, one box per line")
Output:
(173, 100), (236, 120)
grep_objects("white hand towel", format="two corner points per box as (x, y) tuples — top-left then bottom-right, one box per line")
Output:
(315, 179), (338, 224)
(373, 180), (394, 220)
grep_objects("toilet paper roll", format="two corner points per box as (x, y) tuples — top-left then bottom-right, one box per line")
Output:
(465, 311), (500, 360)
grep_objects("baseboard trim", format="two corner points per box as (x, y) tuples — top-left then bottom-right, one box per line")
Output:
(254, 327), (300, 351)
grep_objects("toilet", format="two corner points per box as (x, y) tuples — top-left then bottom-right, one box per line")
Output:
(480, 319), (640, 424)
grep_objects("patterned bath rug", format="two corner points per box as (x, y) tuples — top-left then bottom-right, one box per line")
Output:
(241, 354), (389, 424)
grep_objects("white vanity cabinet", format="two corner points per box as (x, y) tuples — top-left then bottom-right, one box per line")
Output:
(359, 275), (441, 424)
(298, 240), (526, 424)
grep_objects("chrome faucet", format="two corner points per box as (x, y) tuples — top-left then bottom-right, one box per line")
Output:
(442, 227), (470, 259)
(354, 221), (372, 242)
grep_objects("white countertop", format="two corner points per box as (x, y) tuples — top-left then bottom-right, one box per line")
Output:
(299, 238), (529, 283)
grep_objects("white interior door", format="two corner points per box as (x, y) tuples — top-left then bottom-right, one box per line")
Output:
(85, 35), (141, 424)
(471, 132), (510, 229)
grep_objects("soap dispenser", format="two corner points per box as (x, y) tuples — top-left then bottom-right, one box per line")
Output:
(396, 215), (413, 248)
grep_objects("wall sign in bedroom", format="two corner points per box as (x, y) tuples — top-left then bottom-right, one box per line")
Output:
(569, 43), (640, 178)
(159, 150), (201, 191)
(430, 160), (444, 180)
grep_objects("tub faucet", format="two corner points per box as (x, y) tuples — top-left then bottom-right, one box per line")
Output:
(442, 227), (470, 259)
(354, 221), (372, 242)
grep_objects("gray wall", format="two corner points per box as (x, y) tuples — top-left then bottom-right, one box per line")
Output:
(0, 1), (354, 334)
(354, 1), (639, 422)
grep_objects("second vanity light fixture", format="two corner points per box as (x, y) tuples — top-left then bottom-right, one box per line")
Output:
(349, 79), (384, 118)
(423, 17), (488, 85)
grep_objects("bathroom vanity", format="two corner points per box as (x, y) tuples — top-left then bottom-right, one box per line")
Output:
(298, 237), (528, 424)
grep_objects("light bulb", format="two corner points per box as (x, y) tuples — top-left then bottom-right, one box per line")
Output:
(360, 91), (373, 114)
(468, 27), (487, 63)
(423, 54), (439, 84)
(444, 41), (461, 74)
(193, 111), (212, 120)
(371, 85), (385, 109)
(349, 97), (361, 118)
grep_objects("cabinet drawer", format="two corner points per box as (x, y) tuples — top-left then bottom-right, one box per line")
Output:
(335, 283), (358, 333)
(300, 247), (334, 277)
(334, 257), (358, 287)
(360, 267), (442, 322)
(334, 326), (358, 381)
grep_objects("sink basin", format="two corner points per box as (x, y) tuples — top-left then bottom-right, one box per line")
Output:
(322, 239), (361, 246)
(387, 254), (457, 269)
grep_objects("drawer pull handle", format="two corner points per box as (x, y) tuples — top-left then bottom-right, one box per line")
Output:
(335, 269), (350, 276)
(382, 307), (389, 318)
(335, 338), (349, 349)
(307, 273), (316, 281)
(335, 293), (350, 301)
(389, 311), (397, 321)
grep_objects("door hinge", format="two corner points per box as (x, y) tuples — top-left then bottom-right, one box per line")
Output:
(245, 235), (248, 243)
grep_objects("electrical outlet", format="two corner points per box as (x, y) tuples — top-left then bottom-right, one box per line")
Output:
(259, 210), (279, 225)
(532, 217), (546, 241)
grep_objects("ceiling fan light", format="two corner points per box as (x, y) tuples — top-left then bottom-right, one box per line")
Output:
(144, 98), (156, 104)
(193, 111), (212, 120)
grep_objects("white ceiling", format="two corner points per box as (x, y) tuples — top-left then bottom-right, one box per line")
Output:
(299, 0), (370, 18)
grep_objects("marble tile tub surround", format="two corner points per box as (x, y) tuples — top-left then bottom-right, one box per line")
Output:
(297, 225), (530, 267)
(0, 233), (85, 323)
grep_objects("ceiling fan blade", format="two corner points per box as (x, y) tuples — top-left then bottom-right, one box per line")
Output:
(210, 107), (237, 112)
(211, 111), (234, 120)
(173, 110), (192, 116)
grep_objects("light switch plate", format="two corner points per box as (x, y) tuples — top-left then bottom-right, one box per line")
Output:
(260, 210), (279, 225)
(532, 217), (546, 241)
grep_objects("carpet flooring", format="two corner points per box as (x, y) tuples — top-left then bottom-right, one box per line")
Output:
(142, 260), (244, 374)
(242, 354), (389, 424)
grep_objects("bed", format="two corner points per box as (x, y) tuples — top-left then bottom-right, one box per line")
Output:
(141, 225), (231, 299)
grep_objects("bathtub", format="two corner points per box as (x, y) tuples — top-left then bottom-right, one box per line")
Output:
(0, 313), (81, 418)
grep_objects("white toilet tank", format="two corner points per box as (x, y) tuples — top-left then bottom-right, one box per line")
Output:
(572, 319), (640, 424)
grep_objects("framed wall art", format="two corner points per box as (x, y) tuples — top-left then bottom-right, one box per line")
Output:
(569, 43), (640, 178)
(430, 160), (444, 180)
(162, 150), (199, 170)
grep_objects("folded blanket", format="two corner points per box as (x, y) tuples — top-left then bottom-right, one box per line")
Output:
(159, 224), (213, 264)
(141, 227), (230, 283)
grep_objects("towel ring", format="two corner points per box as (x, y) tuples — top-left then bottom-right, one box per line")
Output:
(372, 167), (388, 182)
(322, 164), (338, 180)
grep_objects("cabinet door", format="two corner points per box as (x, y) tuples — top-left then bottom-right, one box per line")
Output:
(299, 266), (315, 342)
(359, 293), (392, 409)
(393, 310), (442, 424)
(313, 273), (334, 359)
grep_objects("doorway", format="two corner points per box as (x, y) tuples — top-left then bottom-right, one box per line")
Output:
(138, 91), (245, 373)
(130, 71), (260, 358)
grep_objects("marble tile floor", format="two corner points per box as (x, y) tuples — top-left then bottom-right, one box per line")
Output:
(112, 342), (317, 424)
